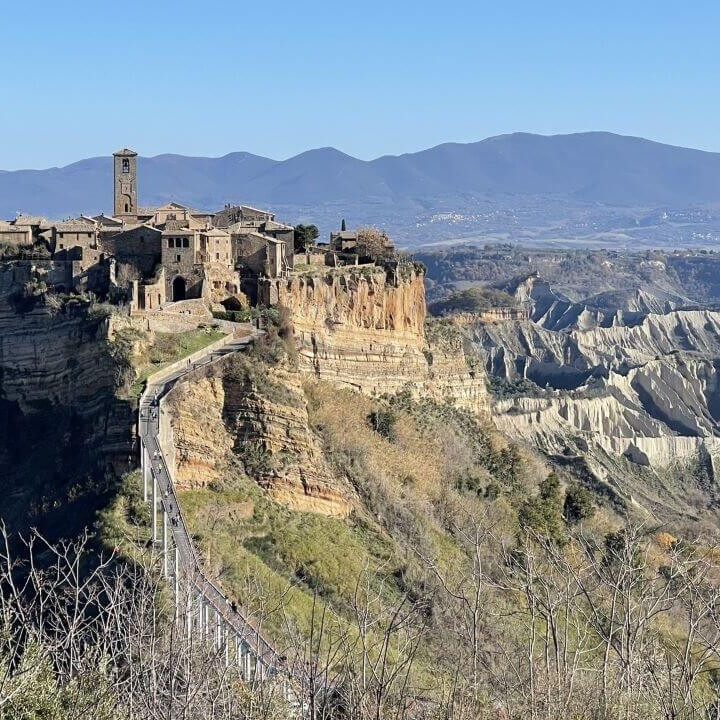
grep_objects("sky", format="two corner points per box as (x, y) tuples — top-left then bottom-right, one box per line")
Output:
(1, 0), (719, 170)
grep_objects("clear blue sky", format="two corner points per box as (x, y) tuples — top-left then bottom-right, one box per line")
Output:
(2, 0), (719, 169)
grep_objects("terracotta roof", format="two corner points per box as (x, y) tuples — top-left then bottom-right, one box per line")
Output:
(161, 228), (195, 235)
(264, 220), (293, 231)
(234, 230), (272, 242)
(227, 222), (278, 234)
(93, 213), (123, 225)
(114, 223), (161, 234)
(240, 204), (273, 216)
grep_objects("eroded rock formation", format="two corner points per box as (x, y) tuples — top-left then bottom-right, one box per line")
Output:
(166, 365), (352, 517)
(274, 267), (489, 416)
(472, 302), (720, 478)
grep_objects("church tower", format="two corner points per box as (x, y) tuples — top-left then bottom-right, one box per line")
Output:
(113, 148), (138, 217)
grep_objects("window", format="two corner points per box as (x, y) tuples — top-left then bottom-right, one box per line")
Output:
(176, 254), (181, 262)
(87, 233), (92, 238)
(216, 253), (219, 260)
(122, 159), (129, 173)
(124, 203), (129, 212)
(59, 243), (64, 249)
(168, 238), (175, 248)
(182, 238), (189, 248)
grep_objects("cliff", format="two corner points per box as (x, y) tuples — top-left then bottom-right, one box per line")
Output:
(272, 267), (489, 416)
(0, 288), (134, 534)
(164, 265), (488, 518)
(165, 359), (352, 517)
(468, 304), (720, 514)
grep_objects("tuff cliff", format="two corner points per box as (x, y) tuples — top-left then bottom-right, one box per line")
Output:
(270, 266), (489, 416)
(0, 282), (134, 534)
(164, 265), (489, 519)
(165, 358), (352, 517)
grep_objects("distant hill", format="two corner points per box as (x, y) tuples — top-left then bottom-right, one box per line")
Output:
(3, 132), (720, 223)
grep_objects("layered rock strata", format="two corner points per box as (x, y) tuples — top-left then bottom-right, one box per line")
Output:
(0, 291), (135, 535)
(274, 267), (489, 416)
(472, 305), (720, 473)
(166, 366), (351, 517)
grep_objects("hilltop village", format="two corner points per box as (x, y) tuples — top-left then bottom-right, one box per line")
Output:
(0, 148), (397, 312)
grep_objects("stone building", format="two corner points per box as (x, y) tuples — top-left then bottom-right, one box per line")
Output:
(218, 204), (294, 273)
(161, 228), (201, 301)
(100, 223), (162, 277)
(113, 149), (138, 217)
(52, 218), (98, 252)
(22, 147), (299, 308)
(0, 220), (34, 248)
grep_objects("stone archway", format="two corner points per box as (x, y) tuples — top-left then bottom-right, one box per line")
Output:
(172, 276), (187, 301)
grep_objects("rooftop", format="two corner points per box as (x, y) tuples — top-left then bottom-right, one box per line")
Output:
(55, 221), (98, 232)
(13, 214), (47, 226)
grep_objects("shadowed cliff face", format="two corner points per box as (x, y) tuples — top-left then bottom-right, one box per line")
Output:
(0, 297), (134, 537)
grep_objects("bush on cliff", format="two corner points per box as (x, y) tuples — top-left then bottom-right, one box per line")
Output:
(428, 285), (518, 316)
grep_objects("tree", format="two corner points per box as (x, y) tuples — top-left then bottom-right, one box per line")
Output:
(294, 224), (319, 252)
(341, 218), (346, 232)
(367, 407), (398, 442)
(518, 472), (566, 544)
(356, 227), (391, 262)
(563, 483), (595, 524)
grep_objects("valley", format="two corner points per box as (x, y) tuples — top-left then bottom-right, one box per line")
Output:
(421, 244), (720, 524)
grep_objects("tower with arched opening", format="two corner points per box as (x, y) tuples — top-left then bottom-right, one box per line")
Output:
(113, 148), (138, 217)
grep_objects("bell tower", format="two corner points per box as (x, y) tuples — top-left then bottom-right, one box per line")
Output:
(113, 148), (138, 217)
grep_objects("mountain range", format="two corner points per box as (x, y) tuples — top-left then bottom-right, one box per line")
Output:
(4, 132), (720, 245)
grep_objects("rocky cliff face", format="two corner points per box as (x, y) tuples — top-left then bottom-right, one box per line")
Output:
(164, 266), (488, 518)
(0, 286), (134, 534)
(511, 274), (685, 331)
(165, 361), (352, 517)
(275, 267), (489, 416)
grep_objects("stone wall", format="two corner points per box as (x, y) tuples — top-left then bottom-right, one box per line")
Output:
(101, 226), (162, 276)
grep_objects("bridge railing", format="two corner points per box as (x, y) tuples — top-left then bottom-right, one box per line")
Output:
(138, 330), (296, 686)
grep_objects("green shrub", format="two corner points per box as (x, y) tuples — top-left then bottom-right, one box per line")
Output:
(518, 472), (566, 544)
(563, 483), (596, 524)
(367, 408), (398, 442)
(429, 286), (517, 316)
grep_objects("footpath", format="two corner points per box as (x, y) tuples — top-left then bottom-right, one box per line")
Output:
(137, 323), (288, 679)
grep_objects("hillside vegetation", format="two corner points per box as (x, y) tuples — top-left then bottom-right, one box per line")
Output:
(165, 338), (720, 719)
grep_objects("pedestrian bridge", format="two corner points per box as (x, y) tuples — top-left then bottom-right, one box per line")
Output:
(137, 324), (295, 693)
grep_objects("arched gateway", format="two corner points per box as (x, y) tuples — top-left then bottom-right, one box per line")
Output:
(172, 276), (186, 301)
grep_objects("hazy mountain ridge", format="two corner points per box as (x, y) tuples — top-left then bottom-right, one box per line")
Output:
(5, 133), (720, 246)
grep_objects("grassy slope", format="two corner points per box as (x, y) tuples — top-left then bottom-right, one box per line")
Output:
(127, 327), (226, 398)
(175, 356), (591, 686)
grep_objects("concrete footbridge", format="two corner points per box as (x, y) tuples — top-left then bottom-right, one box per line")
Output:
(137, 323), (293, 690)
